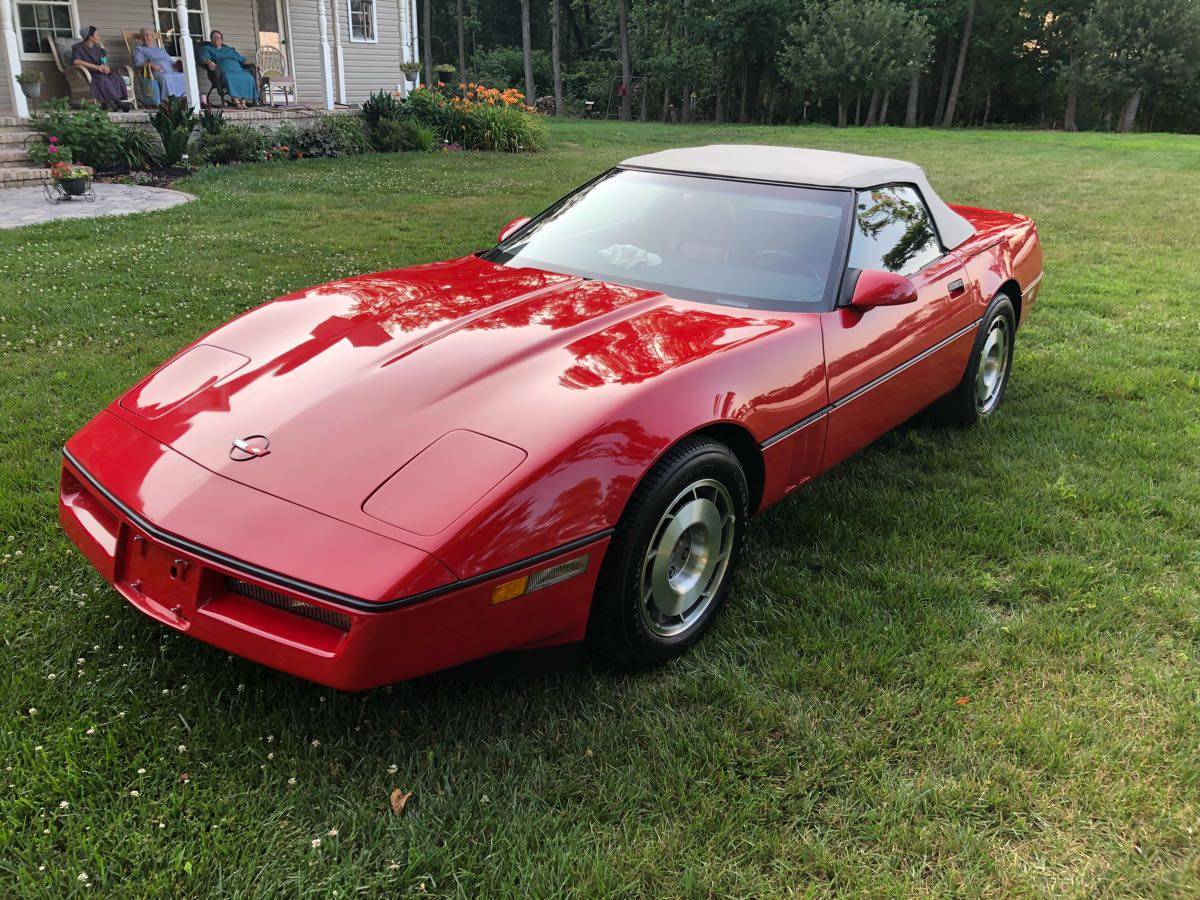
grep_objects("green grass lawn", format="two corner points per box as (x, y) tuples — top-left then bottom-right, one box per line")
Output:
(2, 119), (1199, 897)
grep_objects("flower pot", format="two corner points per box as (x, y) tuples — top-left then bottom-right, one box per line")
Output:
(59, 177), (90, 196)
(20, 82), (42, 100)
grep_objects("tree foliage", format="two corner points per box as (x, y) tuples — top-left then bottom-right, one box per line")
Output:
(422, 0), (1200, 132)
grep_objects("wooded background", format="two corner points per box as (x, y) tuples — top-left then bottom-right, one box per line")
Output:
(415, 0), (1200, 133)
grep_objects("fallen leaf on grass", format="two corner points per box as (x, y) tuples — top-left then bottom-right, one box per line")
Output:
(956, 696), (971, 706)
(390, 789), (412, 815)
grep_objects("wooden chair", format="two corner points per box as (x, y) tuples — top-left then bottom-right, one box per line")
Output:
(256, 45), (295, 107)
(48, 34), (136, 108)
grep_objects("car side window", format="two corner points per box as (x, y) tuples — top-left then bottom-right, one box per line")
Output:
(846, 185), (942, 276)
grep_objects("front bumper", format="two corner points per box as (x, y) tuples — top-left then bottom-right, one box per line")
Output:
(59, 420), (609, 691)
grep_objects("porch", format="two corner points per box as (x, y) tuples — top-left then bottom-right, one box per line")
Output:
(0, 0), (419, 118)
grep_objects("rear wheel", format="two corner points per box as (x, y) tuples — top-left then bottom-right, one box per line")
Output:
(589, 436), (748, 668)
(936, 294), (1016, 426)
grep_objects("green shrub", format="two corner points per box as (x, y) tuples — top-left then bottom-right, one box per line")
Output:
(119, 128), (160, 170)
(198, 109), (225, 135)
(472, 46), (551, 91)
(372, 117), (436, 152)
(276, 115), (369, 159)
(29, 99), (125, 169)
(191, 125), (268, 164)
(360, 90), (405, 131)
(149, 96), (197, 167)
(321, 114), (371, 155)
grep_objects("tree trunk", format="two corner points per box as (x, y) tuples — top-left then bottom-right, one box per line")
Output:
(738, 61), (749, 123)
(617, 0), (632, 119)
(640, 79), (650, 120)
(905, 70), (920, 126)
(422, 0), (432, 87)
(854, 92), (861, 126)
(766, 78), (777, 124)
(714, 83), (725, 123)
(864, 87), (881, 126)
(879, 89), (890, 125)
(679, 0), (690, 123)
(1063, 52), (1078, 131)
(942, 0), (974, 127)
(933, 33), (953, 124)
(456, 0), (467, 88)
(521, 0), (535, 103)
(550, 0), (563, 115)
(837, 96), (847, 127)
(661, 83), (671, 121)
(1117, 87), (1141, 132)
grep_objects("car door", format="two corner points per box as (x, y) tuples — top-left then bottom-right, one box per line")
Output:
(820, 185), (979, 470)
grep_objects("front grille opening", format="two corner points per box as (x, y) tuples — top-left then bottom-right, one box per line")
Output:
(227, 578), (352, 632)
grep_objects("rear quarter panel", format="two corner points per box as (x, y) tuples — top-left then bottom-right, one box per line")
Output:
(952, 205), (1044, 326)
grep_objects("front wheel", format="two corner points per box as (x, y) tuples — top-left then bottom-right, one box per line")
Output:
(936, 294), (1017, 426)
(588, 436), (748, 669)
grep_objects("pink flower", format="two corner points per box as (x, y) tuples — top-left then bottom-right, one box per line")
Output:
(48, 145), (58, 154)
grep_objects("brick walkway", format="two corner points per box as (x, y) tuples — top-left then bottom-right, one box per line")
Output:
(0, 183), (195, 228)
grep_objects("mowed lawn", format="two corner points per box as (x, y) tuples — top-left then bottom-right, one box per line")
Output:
(2, 119), (1198, 897)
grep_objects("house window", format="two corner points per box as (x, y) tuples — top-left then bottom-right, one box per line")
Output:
(348, 0), (376, 42)
(16, 0), (76, 58)
(153, 0), (207, 58)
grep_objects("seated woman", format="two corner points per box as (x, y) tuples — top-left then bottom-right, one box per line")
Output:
(71, 26), (130, 111)
(132, 27), (187, 106)
(198, 31), (258, 108)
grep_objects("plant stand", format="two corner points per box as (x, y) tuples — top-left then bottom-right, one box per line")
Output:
(44, 179), (96, 204)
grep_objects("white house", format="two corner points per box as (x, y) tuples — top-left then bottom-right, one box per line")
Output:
(0, 0), (420, 117)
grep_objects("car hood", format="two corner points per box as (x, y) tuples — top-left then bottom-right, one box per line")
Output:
(113, 254), (789, 544)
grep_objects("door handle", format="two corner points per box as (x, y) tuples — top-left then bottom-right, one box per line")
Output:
(948, 278), (965, 296)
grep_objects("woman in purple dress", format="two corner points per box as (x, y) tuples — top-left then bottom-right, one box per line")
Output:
(71, 27), (130, 110)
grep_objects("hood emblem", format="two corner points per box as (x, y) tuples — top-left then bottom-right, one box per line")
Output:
(230, 434), (271, 461)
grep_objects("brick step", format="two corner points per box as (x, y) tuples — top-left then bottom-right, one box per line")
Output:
(0, 130), (40, 149)
(0, 147), (35, 165)
(0, 167), (51, 187)
(0, 116), (31, 128)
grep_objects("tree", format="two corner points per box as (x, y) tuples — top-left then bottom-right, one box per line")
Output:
(550, 0), (563, 114)
(941, 0), (974, 126)
(1082, 0), (1200, 132)
(521, 0), (536, 102)
(617, 0), (633, 119)
(780, 0), (930, 127)
(422, 0), (433, 87)
(457, 0), (468, 88)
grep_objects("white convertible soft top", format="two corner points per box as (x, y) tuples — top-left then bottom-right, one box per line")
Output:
(620, 144), (975, 250)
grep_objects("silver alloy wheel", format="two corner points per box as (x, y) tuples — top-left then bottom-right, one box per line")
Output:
(639, 478), (736, 638)
(975, 316), (1011, 415)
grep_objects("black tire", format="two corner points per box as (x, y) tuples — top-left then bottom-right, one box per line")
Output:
(935, 293), (1017, 427)
(588, 435), (748, 669)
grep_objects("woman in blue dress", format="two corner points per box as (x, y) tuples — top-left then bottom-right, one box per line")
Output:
(198, 30), (258, 107)
(132, 27), (187, 106)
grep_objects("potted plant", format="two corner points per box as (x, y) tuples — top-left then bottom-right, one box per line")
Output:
(16, 70), (43, 100)
(50, 160), (95, 196)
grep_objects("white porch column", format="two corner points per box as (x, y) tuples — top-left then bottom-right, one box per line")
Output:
(329, 0), (345, 104)
(2, 0), (29, 118)
(175, 0), (201, 110)
(316, 0), (334, 109)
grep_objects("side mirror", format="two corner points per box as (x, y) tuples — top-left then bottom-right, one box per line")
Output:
(497, 216), (530, 244)
(849, 269), (919, 308)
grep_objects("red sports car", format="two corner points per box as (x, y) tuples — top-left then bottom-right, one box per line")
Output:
(60, 145), (1043, 690)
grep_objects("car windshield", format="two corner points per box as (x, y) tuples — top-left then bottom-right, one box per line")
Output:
(483, 169), (851, 310)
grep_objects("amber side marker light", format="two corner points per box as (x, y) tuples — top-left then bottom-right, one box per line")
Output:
(491, 554), (590, 605)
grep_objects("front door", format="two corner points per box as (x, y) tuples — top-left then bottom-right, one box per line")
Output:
(255, 0), (287, 48)
(820, 185), (978, 470)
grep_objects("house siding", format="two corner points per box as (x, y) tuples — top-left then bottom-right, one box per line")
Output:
(332, 0), (403, 103)
(1, 39), (13, 114)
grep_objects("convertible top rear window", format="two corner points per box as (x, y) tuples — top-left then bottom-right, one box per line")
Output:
(483, 169), (852, 311)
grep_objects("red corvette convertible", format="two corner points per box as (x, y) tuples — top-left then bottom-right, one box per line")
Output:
(60, 145), (1043, 690)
